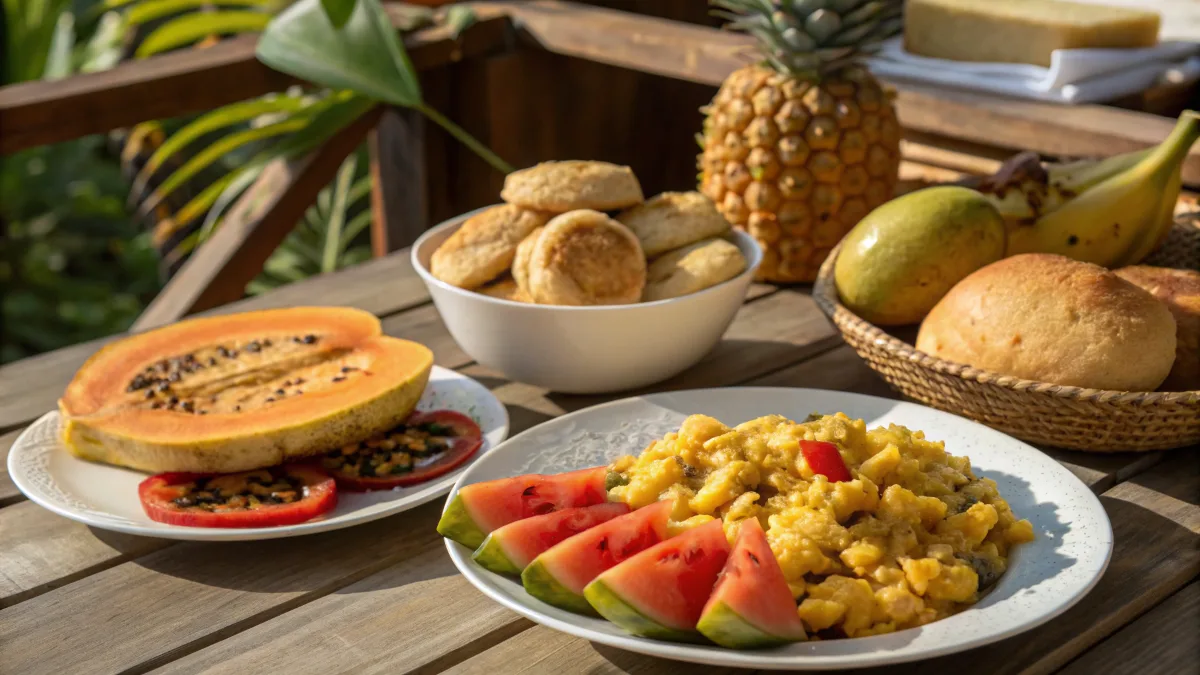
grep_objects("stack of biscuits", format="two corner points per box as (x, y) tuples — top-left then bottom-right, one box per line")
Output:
(429, 160), (749, 305)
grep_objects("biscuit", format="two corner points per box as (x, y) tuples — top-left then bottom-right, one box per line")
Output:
(616, 191), (732, 258)
(501, 161), (644, 212)
(511, 226), (544, 297)
(430, 205), (550, 289)
(643, 238), (747, 302)
(527, 210), (646, 306)
(478, 277), (533, 303)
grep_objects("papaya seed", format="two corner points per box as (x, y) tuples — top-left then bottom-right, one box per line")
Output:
(332, 376), (346, 383)
(302, 334), (318, 344)
(275, 389), (286, 396)
(246, 341), (262, 353)
(207, 357), (218, 366)
(265, 397), (275, 403)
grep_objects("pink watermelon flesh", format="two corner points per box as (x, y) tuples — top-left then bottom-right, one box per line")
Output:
(588, 519), (731, 632)
(440, 466), (609, 547)
(698, 518), (807, 646)
(484, 502), (632, 571)
(531, 499), (673, 595)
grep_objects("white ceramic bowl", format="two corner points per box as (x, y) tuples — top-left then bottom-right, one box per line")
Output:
(412, 206), (762, 394)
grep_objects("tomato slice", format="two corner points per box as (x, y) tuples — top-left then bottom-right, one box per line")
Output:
(798, 440), (853, 482)
(137, 464), (337, 528)
(325, 409), (483, 491)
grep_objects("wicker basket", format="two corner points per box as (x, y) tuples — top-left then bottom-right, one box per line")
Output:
(813, 219), (1200, 452)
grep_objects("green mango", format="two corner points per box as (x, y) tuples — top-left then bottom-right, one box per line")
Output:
(834, 186), (1006, 326)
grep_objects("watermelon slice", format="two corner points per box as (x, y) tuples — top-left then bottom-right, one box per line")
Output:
(584, 519), (731, 643)
(437, 466), (608, 549)
(522, 499), (673, 615)
(697, 518), (807, 648)
(472, 502), (631, 575)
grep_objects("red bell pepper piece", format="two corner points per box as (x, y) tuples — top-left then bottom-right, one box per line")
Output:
(798, 440), (852, 482)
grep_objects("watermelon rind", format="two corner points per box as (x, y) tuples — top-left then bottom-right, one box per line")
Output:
(522, 559), (598, 616)
(697, 600), (796, 649)
(471, 533), (522, 576)
(437, 495), (487, 549)
(584, 579), (708, 644)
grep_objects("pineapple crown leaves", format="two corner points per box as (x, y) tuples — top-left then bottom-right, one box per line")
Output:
(712, 0), (904, 77)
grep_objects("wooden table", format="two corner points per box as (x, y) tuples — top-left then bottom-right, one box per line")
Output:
(0, 244), (1196, 675)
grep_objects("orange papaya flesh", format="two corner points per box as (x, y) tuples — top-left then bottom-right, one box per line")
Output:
(59, 307), (434, 474)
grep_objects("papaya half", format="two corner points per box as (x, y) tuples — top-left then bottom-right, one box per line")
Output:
(59, 307), (434, 474)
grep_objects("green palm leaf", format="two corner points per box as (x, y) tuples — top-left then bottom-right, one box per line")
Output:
(136, 10), (271, 57)
(322, 155), (357, 273)
(132, 94), (307, 198)
(127, 0), (272, 28)
(339, 209), (372, 256)
(139, 116), (307, 216)
(256, 0), (422, 107)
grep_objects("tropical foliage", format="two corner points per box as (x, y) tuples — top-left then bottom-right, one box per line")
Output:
(2, 0), (508, 364)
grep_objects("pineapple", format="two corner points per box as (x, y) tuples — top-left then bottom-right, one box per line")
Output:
(699, 0), (904, 282)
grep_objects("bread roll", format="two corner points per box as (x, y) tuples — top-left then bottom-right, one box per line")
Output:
(1114, 266), (1200, 391)
(916, 254), (1177, 391)
(526, 210), (646, 305)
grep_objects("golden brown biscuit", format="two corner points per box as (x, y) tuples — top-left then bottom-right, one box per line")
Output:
(1115, 265), (1200, 391)
(617, 191), (732, 258)
(643, 238), (747, 302)
(501, 161), (644, 212)
(430, 205), (550, 289)
(511, 226), (544, 297)
(478, 277), (533, 303)
(527, 210), (646, 306)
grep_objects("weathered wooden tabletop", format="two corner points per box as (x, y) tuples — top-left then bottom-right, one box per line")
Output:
(1, 156), (1198, 674)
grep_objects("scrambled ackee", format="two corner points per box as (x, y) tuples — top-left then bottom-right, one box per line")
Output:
(606, 412), (1035, 638)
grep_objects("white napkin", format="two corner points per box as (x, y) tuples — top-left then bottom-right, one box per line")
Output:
(867, 37), (1200, 104)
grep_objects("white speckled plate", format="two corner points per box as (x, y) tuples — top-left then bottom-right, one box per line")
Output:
(445, 387), (1112, 670)
(8, 366), (508, 542)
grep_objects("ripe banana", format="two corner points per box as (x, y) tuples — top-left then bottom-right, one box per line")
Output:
(975, 110), (1200, 268)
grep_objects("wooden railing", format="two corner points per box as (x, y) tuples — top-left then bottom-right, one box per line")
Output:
(2, 0), (1197, 331)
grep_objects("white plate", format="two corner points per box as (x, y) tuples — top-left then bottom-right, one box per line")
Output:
(8, 366), (509, 542)
(444, 387), (1112, 670)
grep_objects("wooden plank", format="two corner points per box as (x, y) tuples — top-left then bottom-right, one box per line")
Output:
(369, 107), (429, 255)
(1104, 450), (1200, 533)
(0, 501), (171, 609)
(495, 0), (1200, 186)
(0, 16), (513, 155)
(0, 429), (21, 507)
(0, 249), (432, 433)
(146, 550), (533, 675)
(132, 107), (383, 331)
(0, 500), (448, 675)
(1060, 581), (1200, 675)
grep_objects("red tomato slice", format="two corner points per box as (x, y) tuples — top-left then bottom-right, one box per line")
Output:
(328, 409), (483, 491)
(798, 440), (853, 482)
(137, 464), (337, 528)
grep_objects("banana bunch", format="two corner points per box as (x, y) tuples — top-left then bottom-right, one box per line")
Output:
(975, 110), (1199, 268)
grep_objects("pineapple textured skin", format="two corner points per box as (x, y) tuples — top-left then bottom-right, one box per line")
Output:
(699, 64), (901, 283)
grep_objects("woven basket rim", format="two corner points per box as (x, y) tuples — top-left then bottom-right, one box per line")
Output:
(813, 242), (1200, 407)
